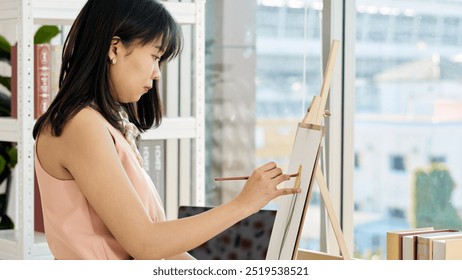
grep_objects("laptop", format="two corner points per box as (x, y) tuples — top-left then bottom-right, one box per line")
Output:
(178, 206), (277, 260)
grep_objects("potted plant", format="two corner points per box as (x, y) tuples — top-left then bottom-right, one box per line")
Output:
(0, 25), (59, 229)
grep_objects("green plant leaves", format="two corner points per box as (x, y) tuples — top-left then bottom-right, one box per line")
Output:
(0, 35), (12, 90)
(34, 25), (60, 44)
(7, 146), (17, 168)
(0, 154), (5, 175)
(0, 76), (11, 92)
(0, 34), (11, 64)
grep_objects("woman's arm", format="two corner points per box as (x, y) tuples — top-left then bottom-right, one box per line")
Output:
(58, 108), (298, 260)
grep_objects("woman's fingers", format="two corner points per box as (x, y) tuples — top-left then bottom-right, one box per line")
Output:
(271, 172), (291, 185)
(257, 161), (277, 172)
(237, 162), (302, 213)
(254, 162), (298, 189)
(255, 162), (286, 180)
(272, 173), (302, 198)
(267, 167), (283, 179)
(276, 186), (302, 197)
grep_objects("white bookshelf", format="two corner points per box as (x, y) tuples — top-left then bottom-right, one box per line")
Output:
(0, 0), (205, 259)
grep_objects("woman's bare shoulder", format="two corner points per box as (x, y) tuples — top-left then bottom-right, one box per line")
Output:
(36, 107), (115, 179)
(61, 107), (116, 151)
(63, 107), (107, 134)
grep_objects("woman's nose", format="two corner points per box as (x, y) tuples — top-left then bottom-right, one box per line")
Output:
(152, 64), (161, 80)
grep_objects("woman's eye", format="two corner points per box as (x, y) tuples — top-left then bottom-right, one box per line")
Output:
(152, 55), (161, 62)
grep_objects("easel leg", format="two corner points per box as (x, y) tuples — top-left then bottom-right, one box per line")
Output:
(315, 165), (351, 260)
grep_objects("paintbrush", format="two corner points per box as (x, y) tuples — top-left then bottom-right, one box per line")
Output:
(214, 172), (299, 181)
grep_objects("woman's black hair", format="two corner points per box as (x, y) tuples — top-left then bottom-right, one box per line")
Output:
(33, 0), (183, 139)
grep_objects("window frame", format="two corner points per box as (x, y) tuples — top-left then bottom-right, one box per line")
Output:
(321, 0), (356, 256)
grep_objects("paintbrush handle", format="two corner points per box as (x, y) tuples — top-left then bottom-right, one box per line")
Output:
(214, 176), (250, 181)
(214, 173), (299, 181)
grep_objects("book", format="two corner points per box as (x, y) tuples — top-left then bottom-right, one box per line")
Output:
(50, 44), (62, 101)
(417, 231), (462, 260)
(433, 238), (462, 260)
(138, 139), (165, 205)
(401, 229), (457, 260)
(34, 43), (52, 119)
(10, 43), (52, 118)
(402, 235), (417, 260)
(386, 227), (434, 260)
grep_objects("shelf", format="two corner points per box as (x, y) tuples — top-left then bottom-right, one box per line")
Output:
(0, 117), (18, 142)
(0, 230), (52, 259)
(141, 117), (197, 140)
(0, 116), (197, 142)
(0, 0), (196, 25)
(0, 0), (84, 25)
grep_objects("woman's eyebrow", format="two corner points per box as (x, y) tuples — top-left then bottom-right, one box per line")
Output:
(154, 45), (165, 55)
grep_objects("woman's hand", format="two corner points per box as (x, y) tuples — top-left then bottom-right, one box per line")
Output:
(234, 162), (301, 215)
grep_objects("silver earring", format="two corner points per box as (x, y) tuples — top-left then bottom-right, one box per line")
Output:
(110, 58), (117, 64)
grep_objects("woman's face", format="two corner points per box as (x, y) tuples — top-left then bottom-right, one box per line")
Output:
(108, 37), (164, 103)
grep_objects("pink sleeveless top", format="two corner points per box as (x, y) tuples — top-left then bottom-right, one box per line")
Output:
(34, 109), (166, 260)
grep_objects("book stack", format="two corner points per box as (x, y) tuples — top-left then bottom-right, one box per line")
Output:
(10, 43), (62, 118)
(138, 140), (166, 206)
(387, 228), (462, 260)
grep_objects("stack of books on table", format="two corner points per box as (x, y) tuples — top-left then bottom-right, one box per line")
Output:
(387, 227), (462, 260)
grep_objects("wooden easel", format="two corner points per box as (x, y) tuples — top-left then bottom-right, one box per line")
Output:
(296, 39), (350, 260)
(265, 39), (349, 260)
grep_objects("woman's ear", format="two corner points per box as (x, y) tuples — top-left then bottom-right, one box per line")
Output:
(108, 36), (122, 64)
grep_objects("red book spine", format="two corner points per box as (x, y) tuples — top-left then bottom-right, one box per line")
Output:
(34, 44), (51, 119)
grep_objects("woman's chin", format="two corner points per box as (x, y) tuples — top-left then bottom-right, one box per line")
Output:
(118, 95), (143, 104)
(132, 93), (145, 102)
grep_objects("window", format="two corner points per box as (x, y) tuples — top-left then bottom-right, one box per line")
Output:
(430, 155), (446, 164)
(390, 155), (405, 172)
(285, 7), (305, 38)
(393, 14), (415, 43)
(442, 17), (460, 46)
(367, 14), (388, 42)
(205, 0), (323, 252)
(354, 152), (360, 169)
(205, 0), (462, 261)
(354, 0), (462, 260)
(418, 15), (438, 44)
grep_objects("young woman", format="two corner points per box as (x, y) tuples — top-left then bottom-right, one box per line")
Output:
(33, 0), (300, 260)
